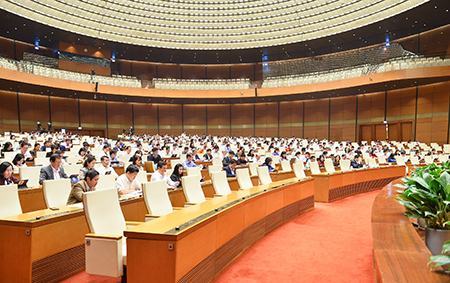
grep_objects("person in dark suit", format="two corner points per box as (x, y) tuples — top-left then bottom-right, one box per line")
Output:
(203, 149), (213, 161)
(222, 151), (235, 167)
(224, 160), (237, 177)
(39, 154), (68, 185)
(351, 155), (364, 169)
(147, 147), (162, 164)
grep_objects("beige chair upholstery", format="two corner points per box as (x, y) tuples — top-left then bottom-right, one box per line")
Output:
(96, 174), (116, 191)
(19, 166), (42, 188)
(396, 156), (406, 166)
(280, 160), (292, 172)
(208, 165), (222, 175)
(367, 157), (379, 168)
(248, 162), (258, 176)
(83, 189), (126, 277)
(424, 155), (434, 165)
(438, 155), (449, 163)
(186, 166), (202, 178)
(292, 162), (306, 180)
(0, 184), (22, 218)
(181, 175), (205, 204)
(324, 159), (335, 174)
(36, 151), (47, 159)
(3, 151), (17, 162)
(236, 168), (253, 190)
(143, 180), (173, 217)
(136, 170), (148, 184)
(377, 156), (388, 165)
(257, 166), (272, 186)
(310, 161), (321, 175)
(63, 164), (83, 176)
(212, 158), (222, 167)
(410, 156), (420, 165)
(339, 159), (352, 172)
(42, 179), (72, 208)
(211, 171), (231, 196)
(34, 157), (50, 166)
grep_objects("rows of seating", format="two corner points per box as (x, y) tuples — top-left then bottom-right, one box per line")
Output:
(263, 56), (450, 88)
(153, 78), (251, 90)
(0, 0), (426, 49)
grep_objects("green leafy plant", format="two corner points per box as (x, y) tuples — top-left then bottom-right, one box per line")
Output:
(429, 240), (450, 273)
(397, 162), (450, 230)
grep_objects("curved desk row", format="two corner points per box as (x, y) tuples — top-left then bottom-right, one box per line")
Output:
(372, 180), (448, 283)
(312, 165), (406, 202)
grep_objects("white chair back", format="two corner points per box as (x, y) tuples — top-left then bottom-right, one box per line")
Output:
(248, 162), (258, 176)
(324, 159), (335, 174)
(186, 166), (202, 178)
(212, 158), (222, 167)
(367, 157), (379, 168)
(83, 189), (126, 235)
(181, 175), (205, 204)
(236, 168), (253, 190)
(3, 152), (17, 163)
(19, 166), (42, 188)
(377, 156), (387, 165)
(340, 159), (352, 172)
(410, 156), (420, 165)
(43, 179), (72, 208)
(292, 162), (306, 179)
(34, 157), (50, 166)
(280, 160), (292, 172)
(211, 171), (232, 196)
(136, 170), (148, 184)
(208, 165), (222, 175)
(36, 151), (47, 159)
(257, 166), (272, 186)
(63, 164), (83, 176)
(96, 174), (116, 190)
(424, 155), (434, 165)
(0, 184), (22, 218)
(438, 155), (449, 163)
(310, 161), (321, 175)
(444, 144), (450, 154)
(142, 181), (173, 217)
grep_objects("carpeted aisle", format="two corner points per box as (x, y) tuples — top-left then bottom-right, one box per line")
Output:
(214, 190), (378, 283)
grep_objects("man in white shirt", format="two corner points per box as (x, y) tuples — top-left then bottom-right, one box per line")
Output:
(96, 156), (118, 178)
(19, 142), (32, 161)
(115, 164), (141, 195)
(150, 161), (178, 188)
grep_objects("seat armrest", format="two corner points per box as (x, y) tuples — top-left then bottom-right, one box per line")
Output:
(85, 233), (122, 240)
(184, 202), (197, 206)
(213, 194), (224, 197)
(205, 197), (214, 200)
(125, 221), (144, 226)
(173, 207), (184, 210)
(145, 214), (160, 218)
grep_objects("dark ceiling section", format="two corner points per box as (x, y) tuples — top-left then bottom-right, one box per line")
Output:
(0, 0), (449, 64)
(1, 76), (449, 105)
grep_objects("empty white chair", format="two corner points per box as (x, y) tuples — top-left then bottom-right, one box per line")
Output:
(96, 174), (116, 190)
(181, 175), (205, 204)
(208, 165), (222, 175)
(142, 180), (173, 217)
(438, 155), (449, 163)
(367, 157), (379, 168)
(63, 164), (83, 176)
(3, 152), (17, 162)
(34, 157), (50, 166)
(339, 159), (352, 172)
(257, 166), (272, 186)
(236, 168), (253, 190)
(0, 184), (22, 218)
(186, 166), (202, 178)
(410, 156), (420, 165)
(42, 179), (72, 208)
(424, 155), (434, 165)
(280, 160), (292, 172)
(292, 162), (306, 179)
(443, 144), (450, 154)
(36, 151), (47, 159)
(19, 166), (42, 188)
(309, 161), (321, 175)
(396, 156), (406, 166)
(324, 159), (335, 174)
(248, 162), (258, 176)
(212, 158), (222, 167)
(84, 189), (126, 277)
(377, 156), (388, 165)
(211, 171), (232, 196)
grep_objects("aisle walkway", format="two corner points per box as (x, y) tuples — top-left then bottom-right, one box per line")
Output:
(214, 190), (378, 283)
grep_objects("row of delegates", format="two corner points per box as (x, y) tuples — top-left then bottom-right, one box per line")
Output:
(150, 161), (181, 188)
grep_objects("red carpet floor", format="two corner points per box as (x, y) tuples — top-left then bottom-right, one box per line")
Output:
(64, 191), (378, 283)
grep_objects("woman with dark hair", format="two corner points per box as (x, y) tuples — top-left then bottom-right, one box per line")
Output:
(79, 155), (96, 180)
(12, 153), (26, 168)
(0, 161), (23, 186)
(169, 164), (184, 188)
(45, 144), (59, 158)
(130, 155), (144, 170)
(1, 142), (13, 157)
(262, 157), (275, 172)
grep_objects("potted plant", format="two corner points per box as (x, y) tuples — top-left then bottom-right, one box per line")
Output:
(397, 162), (450, 255)
(429, 240), (450, 274)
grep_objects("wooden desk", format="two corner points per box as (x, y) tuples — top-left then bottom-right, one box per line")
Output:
(372, 180), (448, 283)
(125, 177), (315, 283)
(312, 165), (406, 202)
(113, 165), (125, 176)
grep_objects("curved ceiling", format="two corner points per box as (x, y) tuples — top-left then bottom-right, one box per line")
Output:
(0, 0), (427, 50)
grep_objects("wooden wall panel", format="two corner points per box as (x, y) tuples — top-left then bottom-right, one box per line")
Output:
(231, 104), (254, 136)
(279, 101), (303, 137)
(255, 103), (278, 137)
(304, 99), (329, 139)
(50, 96), (78, 130)
(19, 94), (49, 132)
(387, 87), (416, 123)
(133, 104), (158, 135)
(158, 105), (182, 135)
(330, 96), (356, 141)
(416, 82), (450, 144)
(79, 99), (106, 133)
(181, 66), (206, 79)
(107, 101), (133, 138)
(206, 66), (230, 79)
(183, 105), (207, 135)
(206, 105), (230, 136)
(0, 91), (19, 132)
(357, 92), (385, 139)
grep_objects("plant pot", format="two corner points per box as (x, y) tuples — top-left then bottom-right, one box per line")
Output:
(425, 228), (450, 255)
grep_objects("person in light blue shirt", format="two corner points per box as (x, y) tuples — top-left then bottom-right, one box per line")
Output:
(182, 154), (197, 169)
